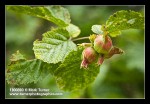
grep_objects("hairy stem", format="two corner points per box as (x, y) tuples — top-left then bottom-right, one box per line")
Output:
(72, 37), (89, 41)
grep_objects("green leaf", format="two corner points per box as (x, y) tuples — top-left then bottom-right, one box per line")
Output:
(54, 47), (100, 91)
(10, 50), (26, 61)
(109, 31), (121, 37)
(7, 5), (71, 27)
(91, 25), (103, 34)
(66, 24), (81, 38)
(106, 10), (144, 37)
(33, 28), (77, 64)
(6, 51), (59, 85)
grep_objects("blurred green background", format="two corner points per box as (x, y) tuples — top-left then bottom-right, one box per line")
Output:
(6, 5), (144, 98)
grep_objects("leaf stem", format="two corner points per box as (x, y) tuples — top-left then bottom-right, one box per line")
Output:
(72, 37), (89, 41)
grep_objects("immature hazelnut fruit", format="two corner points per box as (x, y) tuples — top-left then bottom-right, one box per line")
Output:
(80, 47), (98, 69)
(94, 35), (113, 55)
(104, 46), (124, 59)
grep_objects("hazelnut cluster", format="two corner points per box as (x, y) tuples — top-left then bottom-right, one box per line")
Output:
(80, 34), (124, 69)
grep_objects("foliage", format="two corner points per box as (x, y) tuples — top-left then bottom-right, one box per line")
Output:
(7, 6), (71, 27)
(91, 10), (144, 37)
(33, 28), (77, 63)
(54, 47), (100, 91)
(6, 51), (60, 85)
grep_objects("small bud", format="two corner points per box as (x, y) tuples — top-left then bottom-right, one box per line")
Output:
(80, 47), (98, 69)
(94, 35), (113, 54)
(89, 34), (97, 44)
